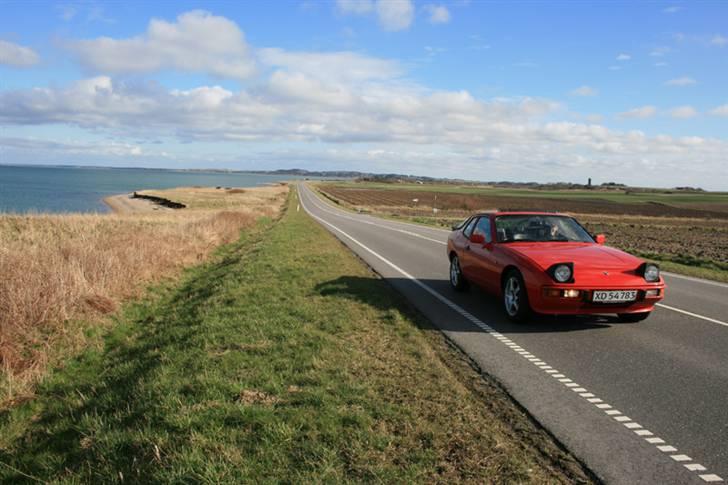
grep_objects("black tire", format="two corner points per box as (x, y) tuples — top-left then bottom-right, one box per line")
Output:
(618, 312), (650, 323)
(449, 255), (469, 291)
(502, 270), (532, 323)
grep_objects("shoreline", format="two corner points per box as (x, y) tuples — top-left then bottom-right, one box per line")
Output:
(103, 193), (167, 214)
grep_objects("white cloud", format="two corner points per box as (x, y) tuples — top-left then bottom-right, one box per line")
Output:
(663, 6), (681, 13)
(68, 10), (256, 79)
(57, 4), (77, 21)
(424, 4), (451, 24)
(0, 136), (148, 158)
(376, 0), (414, 31)
(571, 85), (598, 96)
(616, 53), (631, 61)
(618, 106), (657, 119)
(0, 39), (40, 67)
(665, 76), (696, 86)
(711, 34), (728, 47)
(670, 106), (697, 119)
(4, 74), (726, 188)
(336, 0), (413, 31)
(336, 0), (374, 14)
(709, 104), (728, 117)
(650, 46), (670, 57)
(258, 48), (402, 83)
(3, 12), (727, 189)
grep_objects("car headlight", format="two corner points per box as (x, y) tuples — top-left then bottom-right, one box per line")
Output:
(643, 263), (660, 282)
(548, 263), (573, 283)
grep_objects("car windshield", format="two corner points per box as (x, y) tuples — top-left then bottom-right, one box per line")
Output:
(494, 215), (594, 243)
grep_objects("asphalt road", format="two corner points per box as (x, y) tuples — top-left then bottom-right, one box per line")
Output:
(298, 183), (728, 485)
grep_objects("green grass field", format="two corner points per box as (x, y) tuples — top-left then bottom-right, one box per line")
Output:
(0, 189), (590, 483)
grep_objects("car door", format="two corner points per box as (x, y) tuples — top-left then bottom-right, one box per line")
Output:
(458, 216), (482, 283)
(466, 216), (500, 293)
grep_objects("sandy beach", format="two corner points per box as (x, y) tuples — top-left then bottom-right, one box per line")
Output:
(103, 193), (168, 214)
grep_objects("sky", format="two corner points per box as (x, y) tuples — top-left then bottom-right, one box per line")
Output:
(0, 1), (727, 189)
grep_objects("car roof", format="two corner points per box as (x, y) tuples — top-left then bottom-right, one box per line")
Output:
(472, 211), (571, 218)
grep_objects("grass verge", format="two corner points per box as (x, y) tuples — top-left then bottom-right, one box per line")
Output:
(632, 254), (728, 284)
(0, 186), (286, 406)
(0, 188), (592, 483)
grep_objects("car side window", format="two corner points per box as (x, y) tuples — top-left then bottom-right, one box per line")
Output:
(472, 217), (492, 243)
(462, 217), (478, 239)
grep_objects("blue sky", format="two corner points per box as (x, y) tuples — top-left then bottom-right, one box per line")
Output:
(1, 1), (727, 189)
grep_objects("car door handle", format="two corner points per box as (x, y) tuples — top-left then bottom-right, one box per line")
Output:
(465, 245), (471, 251)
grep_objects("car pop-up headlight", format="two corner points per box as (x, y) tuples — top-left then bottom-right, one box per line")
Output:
(548, 263), (574, 283)
(641, 263), (660, 282)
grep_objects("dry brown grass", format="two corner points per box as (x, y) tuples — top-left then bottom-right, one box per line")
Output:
(0, 185), (288, 405)
(139, 185), (286, 211)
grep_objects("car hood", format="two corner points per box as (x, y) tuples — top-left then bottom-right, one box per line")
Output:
(507, 243), (642, 270)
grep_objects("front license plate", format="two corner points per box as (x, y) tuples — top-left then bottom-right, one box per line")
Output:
(592, 290), (637, 303)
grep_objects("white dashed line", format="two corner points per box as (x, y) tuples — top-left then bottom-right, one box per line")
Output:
(299, 185), (724, 484)
(658, 445), (678, 453)
(700, 474), (724, 482)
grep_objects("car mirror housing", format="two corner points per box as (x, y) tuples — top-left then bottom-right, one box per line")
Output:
(470, 233), (486, 245)
(595, 234), (606, 245)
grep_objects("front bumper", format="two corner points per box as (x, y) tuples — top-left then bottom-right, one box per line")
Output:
(530, 284), (666, 315)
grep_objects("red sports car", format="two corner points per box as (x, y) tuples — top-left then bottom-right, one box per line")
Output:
(447, 212), (665, 322)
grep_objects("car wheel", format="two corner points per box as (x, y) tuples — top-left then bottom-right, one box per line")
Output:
(618, 312), (650, 323)
(503, 270), (532, 323)
(449, 255), (469, 291)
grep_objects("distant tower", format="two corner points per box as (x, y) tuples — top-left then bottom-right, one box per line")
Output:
(588, 177), (592, 187)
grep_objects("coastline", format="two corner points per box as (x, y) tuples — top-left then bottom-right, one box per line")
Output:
(103, 193), (166, 214)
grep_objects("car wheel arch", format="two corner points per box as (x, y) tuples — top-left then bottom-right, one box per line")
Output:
(501, 265), (520, 290)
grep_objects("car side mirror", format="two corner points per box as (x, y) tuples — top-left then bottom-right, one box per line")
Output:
(470, 233), (486, 245)
(595, 234), (606, 245)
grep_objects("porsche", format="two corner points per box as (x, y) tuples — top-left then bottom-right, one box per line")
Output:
(447, 212), (666, 322)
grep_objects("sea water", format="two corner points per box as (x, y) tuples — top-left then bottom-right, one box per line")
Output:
(0, 165), (313, 214)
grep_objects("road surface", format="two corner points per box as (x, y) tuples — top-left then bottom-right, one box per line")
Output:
(299, 183), (728, 484)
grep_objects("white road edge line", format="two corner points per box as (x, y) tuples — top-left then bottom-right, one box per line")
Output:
(310, 185), (452, 234)
(298, 185), (723, 483)
(663, 271), (728, 289)
(305, 184), (728, 331)
(656, 303), (728, 328)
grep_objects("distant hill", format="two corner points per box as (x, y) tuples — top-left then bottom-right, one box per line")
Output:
(251, 169), (708, 193)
